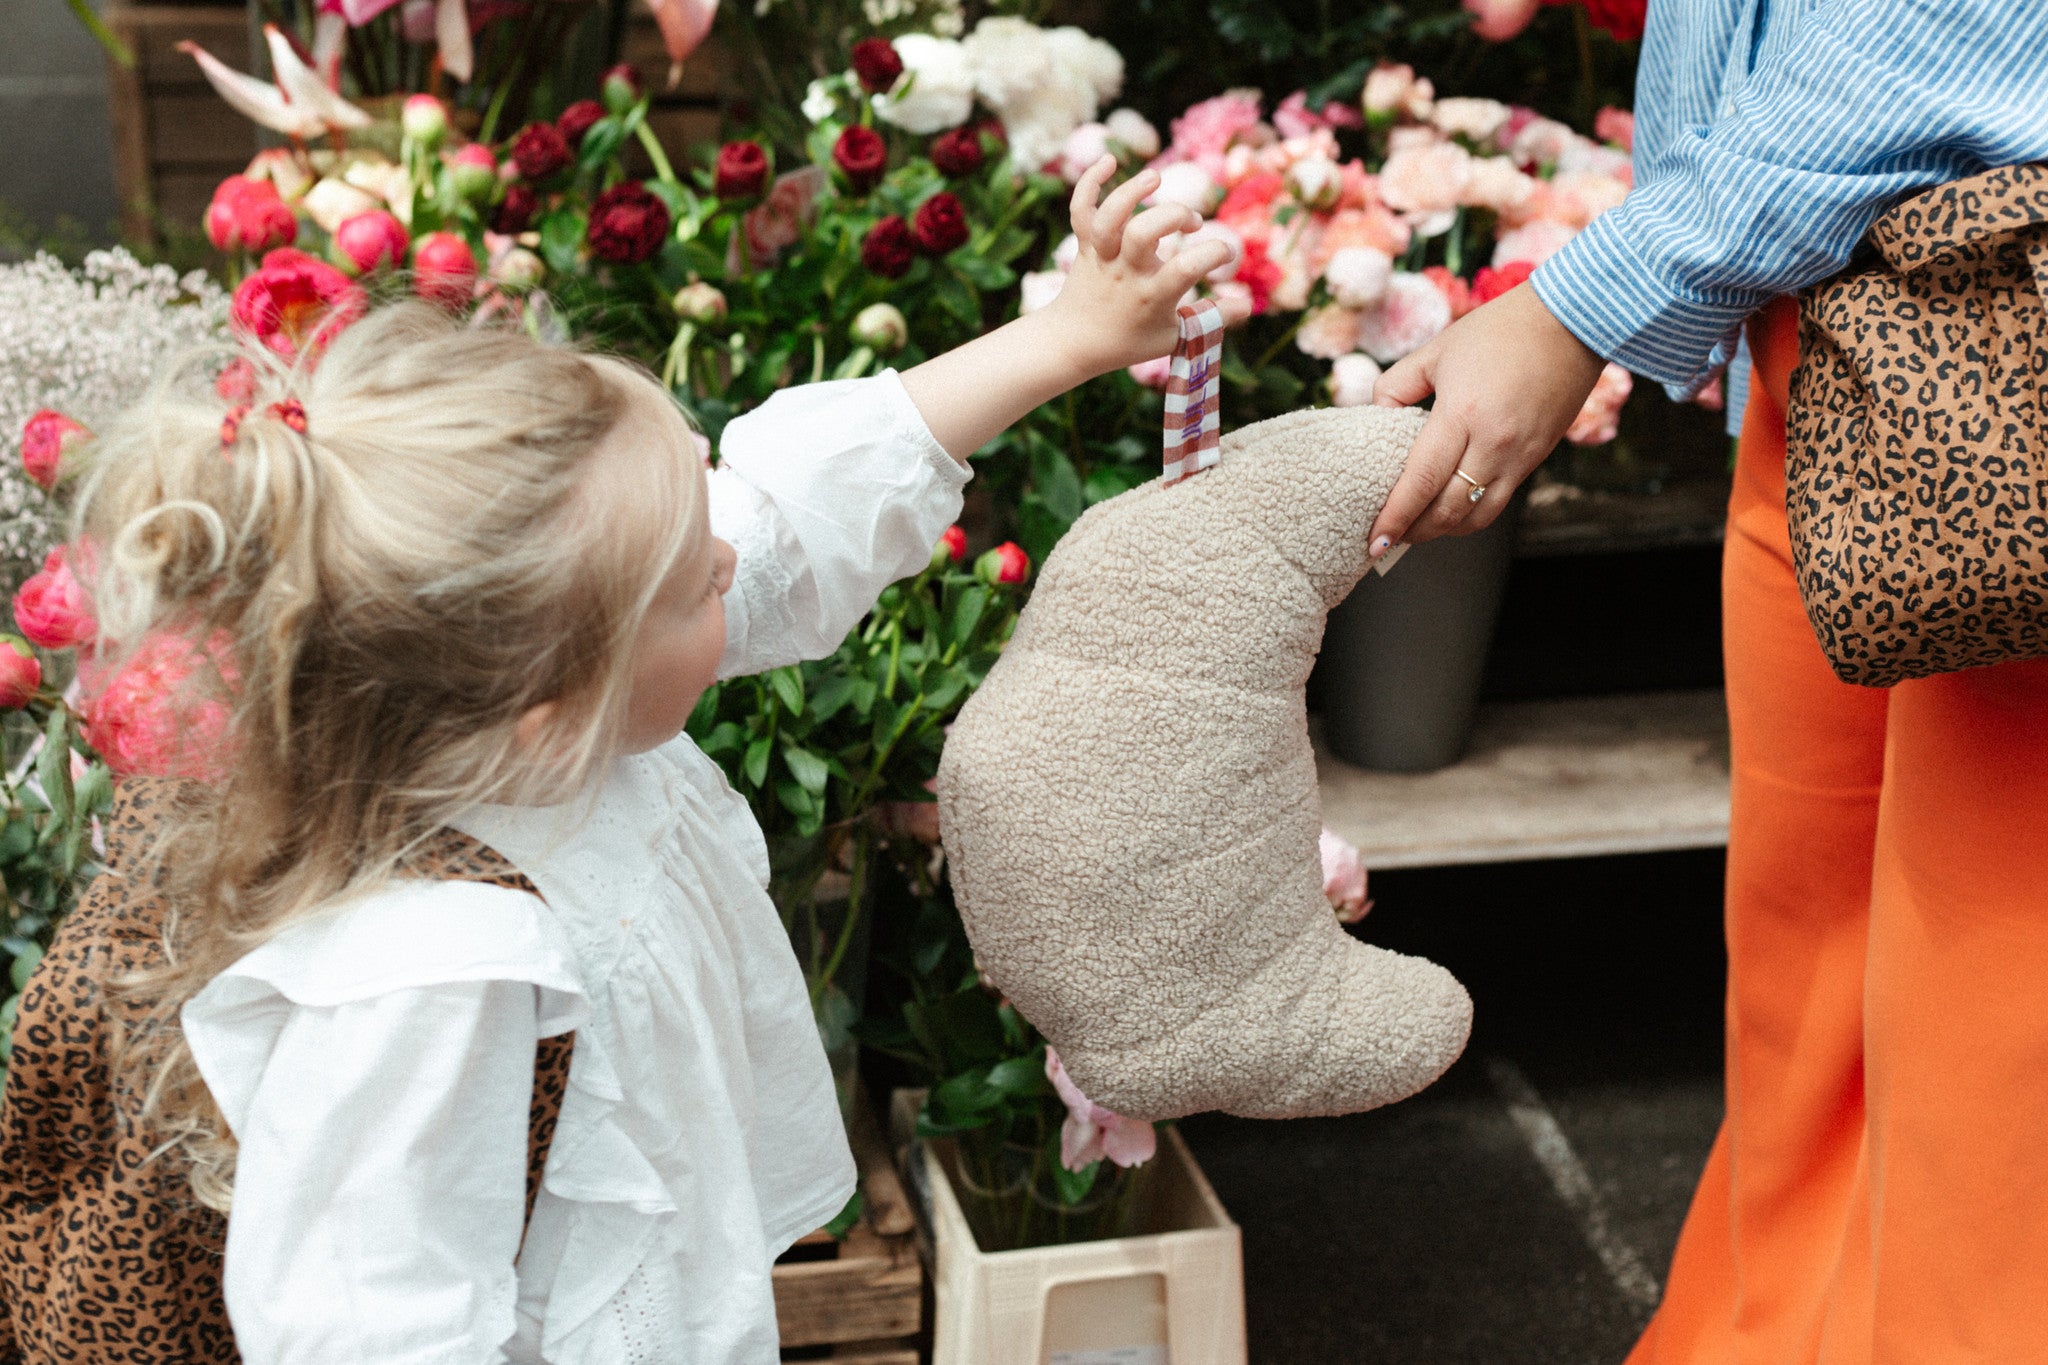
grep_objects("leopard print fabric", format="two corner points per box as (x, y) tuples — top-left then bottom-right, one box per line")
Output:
(0, 779), (575, 1363)
(1787, 162), (2048, 687)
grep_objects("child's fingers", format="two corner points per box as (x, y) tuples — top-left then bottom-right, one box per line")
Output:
(1121, 203), (1200, 269)
(1162, 240), (1237, 296)
(1069, 157), (1117, 247)
(1090, 168), (1160, 262)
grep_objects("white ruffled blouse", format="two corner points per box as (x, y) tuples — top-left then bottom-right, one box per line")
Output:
(182, 372), (968, 1365)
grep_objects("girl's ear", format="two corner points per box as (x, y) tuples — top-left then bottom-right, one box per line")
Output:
(514, 699), (560, 752)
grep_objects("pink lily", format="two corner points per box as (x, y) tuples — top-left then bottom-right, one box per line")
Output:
(1046, 1048), (1156, 1173)
(644, 0), (718, 86)
(181, 25), (370, 141)
(315, 0), (472, 81)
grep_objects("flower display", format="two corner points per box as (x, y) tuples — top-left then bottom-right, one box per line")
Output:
(715, 141), (770, 199)
(78, 631), (236, 782)
(586, 183), (673, 265)
(20, 412), (87, 492)
(873, 33), (976, 134)
(206, 176), (298, 255)
(960, 18), (1124, 172)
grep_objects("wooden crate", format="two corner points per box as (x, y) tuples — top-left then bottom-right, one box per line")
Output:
(103, 3), (254, 242)
(775, 1085), (925, 1362)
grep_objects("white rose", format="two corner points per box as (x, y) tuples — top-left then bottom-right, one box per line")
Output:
(1329, 352), (1384, 407)
(1152, 162), (1221, 214)
(1324, 246), (1393, 309)
(1019, 270), (1067, 314)
(963, 17), (1054, 110)
(1362, 63), (1416, 118)
(1045, 25), (1123, 105)
(1105, 107), (1160, 160)
(802, 78), (840, 124)
(875, 35), (976, 135)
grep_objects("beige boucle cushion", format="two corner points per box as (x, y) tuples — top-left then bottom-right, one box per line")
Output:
(937, 404), (1472, 1121)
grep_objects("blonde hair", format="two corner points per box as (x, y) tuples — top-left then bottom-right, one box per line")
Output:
(79, 302), (704, 1208)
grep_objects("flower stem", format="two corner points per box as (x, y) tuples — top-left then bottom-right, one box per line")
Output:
(635, 121), (678, 185)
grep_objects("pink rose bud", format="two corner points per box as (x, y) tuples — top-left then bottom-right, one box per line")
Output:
(205, 175), (298, 255)
(851, 301), (908, 354)
(449, 143), (499, 204)
(21, 410), (88, 490)
(976, 542), (1031, 586)
(0, 636), (40, 710)
(1285, 155), (1344, 211)
(402, 94), (448, 148)
(931, 525), (967, 571)
(673, 281), (728, 323)
(332, 210), (410, 276)
(13, 547), (96, 651)
(412, 232), (479, 308)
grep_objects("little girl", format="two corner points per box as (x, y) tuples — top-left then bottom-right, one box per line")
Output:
(0, 161), (1239, 1365)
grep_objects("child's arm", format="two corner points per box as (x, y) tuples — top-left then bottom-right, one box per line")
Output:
(900, 156), (1247, 460)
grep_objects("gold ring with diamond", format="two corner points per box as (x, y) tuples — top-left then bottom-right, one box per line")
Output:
(1453, 469), (1487, 503)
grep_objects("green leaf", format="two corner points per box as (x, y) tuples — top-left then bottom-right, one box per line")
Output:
(768, 666), (805, 718)
(985, 1052), (1050, 1099)
(930, 272), (979, 327)
(0, 819), (34, 864)
(1084, 464), (1153, 505)
(822, 1190), (864, 1239)
(578, 118), (628, 173)
(954, 253), (1015, 291)
(1032, 447), (1084, 524)
(0, 993), (15, 1060)
(8, 943), (40, 993)
(539, 209), (588, 276)
(807, 673), (860, 724)
(743, 735), (773, 789)
(782, 744), (830, 796)
(37, 710), (70, 828)
(1050, 1153), (1103, 1205)
(948, 586), (988, 650)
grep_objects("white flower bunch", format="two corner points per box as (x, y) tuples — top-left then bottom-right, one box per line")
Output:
(0, 250), (228, 589)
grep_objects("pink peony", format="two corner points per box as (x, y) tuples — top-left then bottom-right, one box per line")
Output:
(1106, 108), (1162, 160)
(1566, 362), (1634, 447)
(1460, 155), (1540, 215)
(1046, 1048), (1157, 1171)
(743, 166), (826, 266)
(331, 209), (409, 275)
(1216, 172), (1287, 237)
(1433, 97), (1513, 145)
(1595, 106), (1635, 151)
(1273, 91), (1364, 141)
(1162, 89), (1267, 178)
(1324, 246), (1393, 308)
(1423, 265), (1473, 320)
(412, 232), (479, 305)
(1463, 0), (1539, 40)
(1545, 171), (1630, 230)
(1285, 156), (1344, 211)
(1151, 161), (1222, 215)
(1357, 271), (1453, 363)
(1378, 140), (1473, 213)
(205, 175), (298, 255)
(13, 547), (96, 650)
(976, 542), (1031, 586)
(1256, 128), (1342, 177)
(21, 410), (88, 490)
(231, 247), (366, 359)
(1362, 63), (1433, 120)
(0, 637), (40, 710)
(1328, 352), (1383, 409)
(1493, 218), (1578, 269)
(1314, 206), (1411, 268)
(1296, 305), (1364, 360)
(1321, 827), (1373, 922)
(1509, 116), (1575, 170)
(1059, 122), (1113, 184)
(1127, 354), (1172, 390)
(78, 631), (237, 781)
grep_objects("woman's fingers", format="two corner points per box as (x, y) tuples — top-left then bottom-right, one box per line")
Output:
(1069, 156), (1116, 244)
(1373, 348), (1436, 408)
(1368, 406), (1470, 553)
(1090, 168), (1160, 261)
(1121, 202), (1198, 268)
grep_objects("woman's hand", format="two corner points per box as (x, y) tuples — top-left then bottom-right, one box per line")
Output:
(1365, 282), (1606, 556)
(1044, 156), (1252, 374)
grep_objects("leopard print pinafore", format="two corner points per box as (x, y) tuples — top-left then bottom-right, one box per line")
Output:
(0, 778), (574, 1362)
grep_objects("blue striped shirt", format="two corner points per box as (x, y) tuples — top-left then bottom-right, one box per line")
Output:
(1531, 0), (2048, 393)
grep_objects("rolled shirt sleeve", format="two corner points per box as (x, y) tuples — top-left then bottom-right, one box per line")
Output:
(710, 369), (970, 678)
(1532, 0), (2048, 389)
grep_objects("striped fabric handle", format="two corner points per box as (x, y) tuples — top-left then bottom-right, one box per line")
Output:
(1162, 300), (1224, 486)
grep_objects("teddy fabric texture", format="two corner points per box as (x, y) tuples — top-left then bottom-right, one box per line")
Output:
(938, 404), (1473, 1121)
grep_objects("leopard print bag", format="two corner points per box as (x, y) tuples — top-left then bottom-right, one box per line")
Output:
(1786, 162), (2048, 687)
(0, 778), (574, 1363)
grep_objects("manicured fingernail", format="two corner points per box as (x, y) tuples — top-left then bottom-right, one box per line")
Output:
(1370, 536), (1392, 557)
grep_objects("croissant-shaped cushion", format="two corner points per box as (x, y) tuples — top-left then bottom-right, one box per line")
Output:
(938, 405), (1473, 1121)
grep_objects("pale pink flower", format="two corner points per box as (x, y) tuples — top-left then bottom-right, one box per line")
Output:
(1328, 352), (1383, 408)
(1496, 179), (1557, 228)
(1386, 124), (1444, 156)
(1357, 271), (1453, 362)
(1459, 155), (1540, 215)
(1151, 161), (1223, 214)
(1105, 108), (1161, 159)
(743, 166), (826, 265)
(1323, 245), (1393, 308)
(1432, 97), (1512, 145)
(1404, 75), (1436, 122)
(1257, 128), (1341, 175)
(1362, 63), (1418, 118)
(1313, 206), (1411, 267)
(1019, 270), (1067, 314)
(1053, 233), (1083, 272)
(1296, 305), (1363, 359)
(1127, 354), (1172, 390)
(1163, 89), (1267, 178)
(1060, 122), (1113, 184)
(1492, 218), (1577, 269)
(1594, 106), (1635, 151)
(1273, 90), (1364, 140)
(1285, 156), (1344, 211)
(301, 178), (379, 233)
(1463, 0), (1539, 40)
(1221, 142), (1262, 186)
(1379, 141), (1473, 214)
(1565, 362), (1634, 446)
(1557, 138), (1632, 181)
(1047, 1049), (1156, 1171)
(1320, 827), (1373, 922)
(1509, 116), (1575, 170)
(1406, 209), (1459, 240)
(79, 631), (237, 781)
(1545, 171), (1629, 229)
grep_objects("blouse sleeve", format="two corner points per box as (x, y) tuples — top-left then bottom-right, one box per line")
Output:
(182, 881), (586, 1365)
(709, 369), (970, 679)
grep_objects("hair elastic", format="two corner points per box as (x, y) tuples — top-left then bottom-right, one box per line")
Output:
(220, 404), (250, 451)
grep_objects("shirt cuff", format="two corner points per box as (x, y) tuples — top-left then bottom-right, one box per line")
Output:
(1530, 210), (1755, 390)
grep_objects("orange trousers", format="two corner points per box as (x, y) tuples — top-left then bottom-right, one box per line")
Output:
(1626, 299), (2048, 1364)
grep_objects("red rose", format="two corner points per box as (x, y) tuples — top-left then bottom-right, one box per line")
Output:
(0, 637), (39, 710)
(861, 215), (916, 278)
(230, 248), (366, 359)
(412, 232), (479, 307)
(912, 192), (968, 256)
(850, 37), (904, 94)
(1471, 260), (1535, 307)
(509, 121), (572, 183)
(941, 526), (967, 562)
(587, 182), (672, 265)
(13, 547), (96, 651)
(930, 126), (985, 178)
(331, 210), (410, 276)
(494, 183), (540, 235)
(1581, 0), (1645, 41)
(205, 175), (297, 255)
(21, 410), (88, 491)
(715, 141), (770, 199)
(976, 542), (1031, 586)
(834, 125), (888, 194)
(556, 99), (606, 149)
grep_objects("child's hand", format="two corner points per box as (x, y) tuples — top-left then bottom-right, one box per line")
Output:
(1046, 157), (1251, 378)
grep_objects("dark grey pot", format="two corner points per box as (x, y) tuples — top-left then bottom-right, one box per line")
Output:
(1315, 500), (1521, 773)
